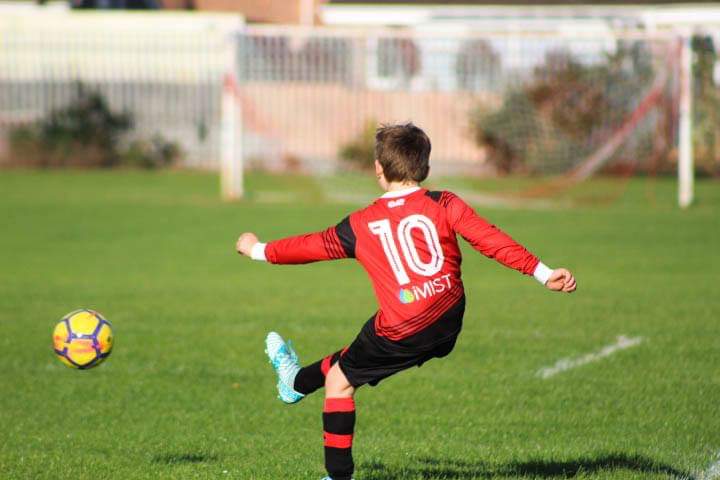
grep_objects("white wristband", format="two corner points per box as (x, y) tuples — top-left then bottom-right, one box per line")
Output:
(533, 262), (553, 285)
(250, 242), (267, 262)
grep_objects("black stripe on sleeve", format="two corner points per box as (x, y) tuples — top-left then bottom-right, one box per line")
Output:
(440, 191), (456, 207)
(320, 230), (335, 259)
(425, 190), (442, 202)
(322, 229), (343, 259)
(335, 216), (356, 259)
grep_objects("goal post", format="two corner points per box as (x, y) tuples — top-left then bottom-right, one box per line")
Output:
(678, 32), (694, 209)
(221, 73), (244, 200)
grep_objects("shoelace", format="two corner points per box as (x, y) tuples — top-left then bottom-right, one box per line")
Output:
(272, 342), (299, 372)
(286, 340), (299, 364)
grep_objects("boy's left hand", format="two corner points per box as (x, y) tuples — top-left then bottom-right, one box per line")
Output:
(236, 232), (259, 257)
(546, 268), (577, 293)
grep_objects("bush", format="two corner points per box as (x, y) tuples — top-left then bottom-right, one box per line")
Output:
(469, 43), (667, 175)
(7, 83), (181, 169)
(9, 83), (131, 168)
(692, 35), (720, 177)
(339, 120), (376, 171)
(121, 136), (182, 170)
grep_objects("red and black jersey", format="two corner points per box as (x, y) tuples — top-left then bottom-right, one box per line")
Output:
(265, 188), (539, 341)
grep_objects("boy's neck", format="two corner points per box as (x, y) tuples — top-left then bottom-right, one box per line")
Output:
(385, 181), (420, 193)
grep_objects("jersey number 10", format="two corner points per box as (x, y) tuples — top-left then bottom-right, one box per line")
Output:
(369, 214), (445, 285)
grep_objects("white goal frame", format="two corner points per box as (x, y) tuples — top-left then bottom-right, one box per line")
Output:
(678, 33), (694, 209)
(221, 73), (244, 200)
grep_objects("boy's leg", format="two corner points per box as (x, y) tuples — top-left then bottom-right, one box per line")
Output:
(323, 363), (356, 480)
(294, 349), (345, 395)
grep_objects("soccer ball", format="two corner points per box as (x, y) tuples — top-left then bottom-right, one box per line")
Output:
(52, 309), (113, 369)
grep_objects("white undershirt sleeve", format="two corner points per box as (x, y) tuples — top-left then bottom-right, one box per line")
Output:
(533, 262), (553, 285)
(250, 242), (267, 262)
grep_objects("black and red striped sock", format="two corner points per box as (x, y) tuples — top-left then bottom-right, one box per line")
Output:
(293, 349), (344, 395)
(323, 397), (355, 480)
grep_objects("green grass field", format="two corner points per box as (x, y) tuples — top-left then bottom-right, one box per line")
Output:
(1, 171), (719, 479)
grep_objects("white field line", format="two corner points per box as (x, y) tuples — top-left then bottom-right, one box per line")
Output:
(680, 451), (720, 480)
(536, 335), (643, 379)
(252, 191), (303, 203)
(701, 452), (720, 480)
(450, 189), (571, 210)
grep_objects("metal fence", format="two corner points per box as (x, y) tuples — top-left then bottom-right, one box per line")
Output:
(0, 11), (239, 168)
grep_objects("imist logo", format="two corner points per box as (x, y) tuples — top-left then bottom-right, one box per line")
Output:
(398, 274), (452, 304)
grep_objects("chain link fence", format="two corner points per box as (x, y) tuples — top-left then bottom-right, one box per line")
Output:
(0, 11), (239, 168)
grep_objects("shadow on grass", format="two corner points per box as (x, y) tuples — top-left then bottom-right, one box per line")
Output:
(361, 453), (690, 479)
(151, 453), (219, 465)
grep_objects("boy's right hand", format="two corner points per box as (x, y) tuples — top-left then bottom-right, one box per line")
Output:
(236, 232), (259, 257)
(546, 268), (577, 293)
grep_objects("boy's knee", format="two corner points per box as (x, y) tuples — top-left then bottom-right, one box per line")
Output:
(325, 363), (354, 397)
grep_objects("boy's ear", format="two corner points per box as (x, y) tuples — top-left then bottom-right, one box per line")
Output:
(374, 159), (383, 177)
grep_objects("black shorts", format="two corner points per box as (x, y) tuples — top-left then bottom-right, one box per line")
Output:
(338, 296), (465, 388)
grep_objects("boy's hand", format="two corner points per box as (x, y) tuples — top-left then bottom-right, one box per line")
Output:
(546, 268), (577, 293)
(236, 232), (259, 257)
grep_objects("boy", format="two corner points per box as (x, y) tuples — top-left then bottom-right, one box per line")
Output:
(236, 123), (577, 480)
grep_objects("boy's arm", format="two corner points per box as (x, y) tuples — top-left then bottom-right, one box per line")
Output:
(236, 217), (355, 265)
(443, 192), (576, 292)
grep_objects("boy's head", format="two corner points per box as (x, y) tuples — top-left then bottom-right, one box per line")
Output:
(375, 123), (431, 187)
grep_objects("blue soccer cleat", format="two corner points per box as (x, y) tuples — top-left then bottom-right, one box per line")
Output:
(265, 332), (305, 404)
(321, 477), (355, 480)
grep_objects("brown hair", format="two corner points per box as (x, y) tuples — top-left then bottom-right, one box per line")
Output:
(375, 123), (431, 183)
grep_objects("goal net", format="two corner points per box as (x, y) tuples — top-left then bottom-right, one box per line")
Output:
(222, 27), (684, 205)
